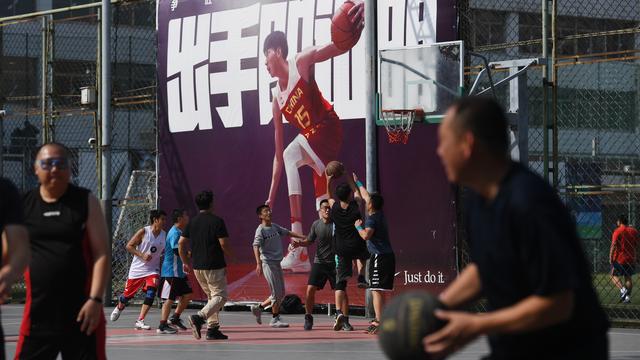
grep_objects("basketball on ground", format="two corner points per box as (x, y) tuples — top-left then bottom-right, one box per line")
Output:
(331, 1), (362, 51)
(325, 161), (345, 178)
(378, 291), (447, 360)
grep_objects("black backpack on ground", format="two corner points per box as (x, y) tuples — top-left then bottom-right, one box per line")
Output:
(280, 294), (304, 314)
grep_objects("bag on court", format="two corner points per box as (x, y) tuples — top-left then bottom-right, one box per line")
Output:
(280, 294), (304, 314)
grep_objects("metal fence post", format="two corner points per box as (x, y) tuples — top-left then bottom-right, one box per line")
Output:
(101, 0), (113, 304)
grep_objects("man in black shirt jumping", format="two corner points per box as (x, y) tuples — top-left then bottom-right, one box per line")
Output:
(424, 97), (609, 360)
(326, 168), (368, 331)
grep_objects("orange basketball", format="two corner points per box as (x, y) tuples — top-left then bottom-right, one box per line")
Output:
(331, 1), (362, 51)
(325, 161), (345, 178)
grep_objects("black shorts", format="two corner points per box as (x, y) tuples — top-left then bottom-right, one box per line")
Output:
(307, 262), (336, 290)
(159, 277), (193, 301)
(15, 321), (106, 360)
(368, 253), (396, 291)
(612, 262), (636, 277)
(335, 249), (370, 290)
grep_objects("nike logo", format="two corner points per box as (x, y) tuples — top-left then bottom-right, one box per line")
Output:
(394, 272), (401, 277)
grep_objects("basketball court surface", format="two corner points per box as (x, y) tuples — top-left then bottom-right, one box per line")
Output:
(2, 304), (639, 359)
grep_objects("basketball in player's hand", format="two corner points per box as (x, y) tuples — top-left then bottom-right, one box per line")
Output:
(331, 1), (362, 51)
(378, 291), (447, 360)
(325, 161), (345, 178)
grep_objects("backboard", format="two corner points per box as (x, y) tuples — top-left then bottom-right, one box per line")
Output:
(378, 41), (464, 125)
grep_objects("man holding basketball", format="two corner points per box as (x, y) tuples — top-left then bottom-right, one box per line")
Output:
(263, 0), (364, 272)
(425, 97), (609, 359)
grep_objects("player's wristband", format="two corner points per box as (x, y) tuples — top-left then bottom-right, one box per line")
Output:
(355, 180), (364, 188)
(356, 225), (364, 231)
(88, 296), (103, 304)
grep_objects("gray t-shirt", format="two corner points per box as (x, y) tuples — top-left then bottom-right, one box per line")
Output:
(308, 219), (335, 264)
(253, 223), (289, 263)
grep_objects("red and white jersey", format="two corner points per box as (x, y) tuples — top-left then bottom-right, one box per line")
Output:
(274, 58), (339, 140)
(128, 225), (166, 279)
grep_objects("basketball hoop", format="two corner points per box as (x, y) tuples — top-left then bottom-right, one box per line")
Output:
(379, 109), (424, 144)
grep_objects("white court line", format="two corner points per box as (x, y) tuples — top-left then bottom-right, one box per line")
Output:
(609, 331), (640, 336)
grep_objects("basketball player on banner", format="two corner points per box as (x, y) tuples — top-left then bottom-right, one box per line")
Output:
(263, 0), (364, 272)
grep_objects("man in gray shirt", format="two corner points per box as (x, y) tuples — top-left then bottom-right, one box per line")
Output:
(292, 199), (336, 330)
(251, 205), (305, 328)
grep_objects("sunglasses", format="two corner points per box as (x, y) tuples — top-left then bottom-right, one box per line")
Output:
(39, 157), (69, 171)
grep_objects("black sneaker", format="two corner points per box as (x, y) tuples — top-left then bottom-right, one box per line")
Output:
(333, 313), (345, 331)
(304, 314), (313, 331)
(188, 314), (205, 339)
(357, 275), (368, 289)
(365, 323), (378, 334)
(169, 316), (188, 330)
(157, 322), (178, 334)
(206, 327), (229, 340)
(342, 320), (354, 332)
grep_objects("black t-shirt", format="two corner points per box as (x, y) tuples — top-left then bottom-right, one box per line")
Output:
(0, 178), (23, 255)
(183, 212), (229, 270)
(331, 200), (366, 256)
(467, 162), (609, 359)
(308, 219), (335, 264)
(23, 184), (91, 336)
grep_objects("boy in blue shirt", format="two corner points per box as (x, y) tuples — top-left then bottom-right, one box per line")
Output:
(354, 174), (395, 335)
(158, 208), (193, 334)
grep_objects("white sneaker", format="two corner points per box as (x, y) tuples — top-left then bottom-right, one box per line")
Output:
(250, 305), (262, 325)
(620, 287), (628, 300)
(110, 307), (122, 322)
(280, 246), (311, 272)
(624, 295), (631, 303)
(135, 319), (151, 330)
(269, 315), (289, 328)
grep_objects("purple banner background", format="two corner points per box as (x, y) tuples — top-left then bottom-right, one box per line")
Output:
(157, 0), (458, 304)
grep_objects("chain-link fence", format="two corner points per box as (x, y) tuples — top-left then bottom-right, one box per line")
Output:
(459, 0), (640, 323)
(0, 0), (156, 303)
(554, 0), (640, 322)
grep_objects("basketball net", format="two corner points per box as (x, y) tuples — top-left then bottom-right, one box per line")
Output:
(380, 109), (423, 144)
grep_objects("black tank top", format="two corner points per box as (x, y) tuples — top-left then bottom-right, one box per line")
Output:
(22, 184), (91, 336)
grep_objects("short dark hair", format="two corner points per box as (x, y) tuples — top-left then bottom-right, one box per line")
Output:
(35, 142), (70, 160)
(335, 183), (352, 202)
(256, 204), (270, 215)
(195, 190), (214, 210)
(618, 215), (628, 225)
(319, 199), (329, 208)
(149, 209), (166, 224)
(263, 31), (288, 59)
(171, 208), (185, 223)
(451, 96), (509, 159)
(369, 193), (384, 211)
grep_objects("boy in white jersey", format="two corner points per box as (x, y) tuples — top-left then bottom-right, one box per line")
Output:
(111, 210), (167, 330)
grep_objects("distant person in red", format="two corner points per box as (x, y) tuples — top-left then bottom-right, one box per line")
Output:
(610, 214), (639, 303)
(262, 0), (364, 272)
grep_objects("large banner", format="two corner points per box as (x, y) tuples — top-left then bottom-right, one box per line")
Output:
(158, 0), (457, 305)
